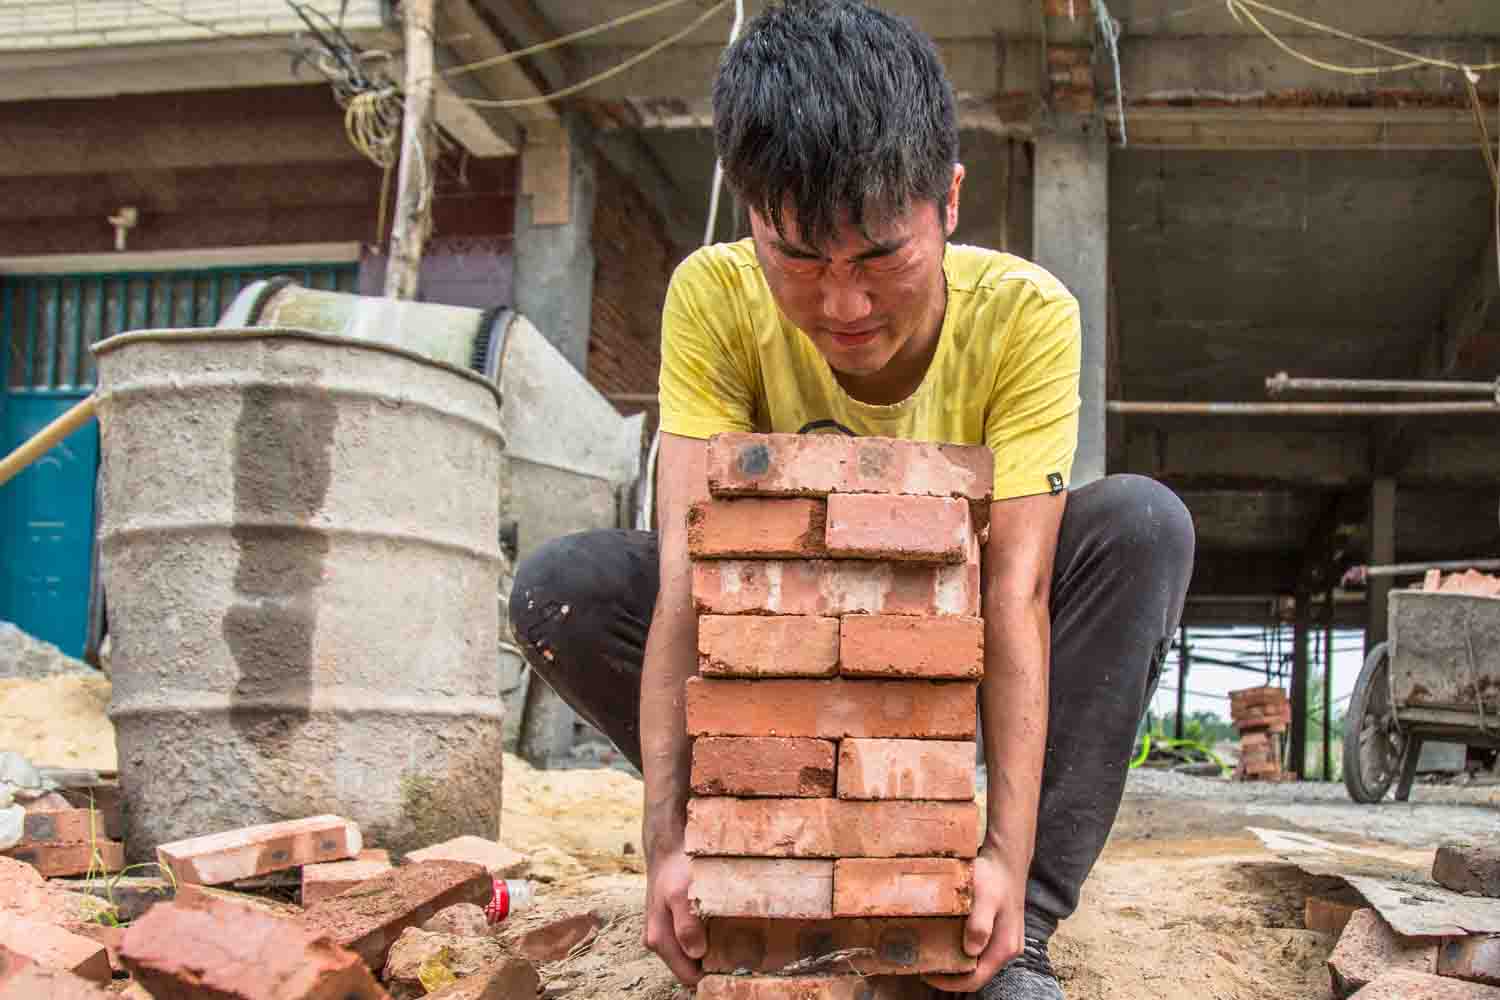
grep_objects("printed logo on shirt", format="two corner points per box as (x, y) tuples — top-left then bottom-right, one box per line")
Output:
(1048, 473), (1065, 495)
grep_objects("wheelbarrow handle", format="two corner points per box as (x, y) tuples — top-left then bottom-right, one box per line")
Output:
(0, 395), (98, 488)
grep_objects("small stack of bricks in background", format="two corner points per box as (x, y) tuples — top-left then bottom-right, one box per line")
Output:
(684, 433), (992, 999)
(1230, 686), (1292, 782)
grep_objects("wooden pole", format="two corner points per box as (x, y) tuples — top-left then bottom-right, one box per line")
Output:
(385, 0), (438, 300)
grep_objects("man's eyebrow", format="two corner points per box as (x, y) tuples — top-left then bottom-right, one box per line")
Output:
(771, 238), (824, 259)
(852, 236), (910, 261)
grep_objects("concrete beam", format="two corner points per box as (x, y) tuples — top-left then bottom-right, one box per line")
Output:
(438, 0), (557, 127)
(1116, 107), (1489, 151)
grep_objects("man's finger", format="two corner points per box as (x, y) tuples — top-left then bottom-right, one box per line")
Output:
(963, 894), (998, 957)
(644, 909), (703, 986)
(671, 896), (708, 960)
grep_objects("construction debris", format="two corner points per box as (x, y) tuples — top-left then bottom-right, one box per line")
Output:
(1434, 840), (1500, 898)
(1349, 970), (1500, 998)
(156, 815), (363, 886)
(403, 835), (529, 878)
(1423, 570), (1500, 597)
(1328, 908), (1439, 997)
(0, 910), (112, 983)
(1230, 686), (1292, 781)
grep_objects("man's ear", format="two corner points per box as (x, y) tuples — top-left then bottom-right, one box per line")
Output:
(944, 163), (966, 236)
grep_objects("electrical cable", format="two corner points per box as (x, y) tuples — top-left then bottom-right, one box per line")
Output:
(703, 0), (745, 245)
(442, 0), (701, 78)
(1090, 0), (1127, 146)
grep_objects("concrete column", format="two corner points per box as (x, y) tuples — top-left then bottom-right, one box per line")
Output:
(1032, 128), (1108, 485)
(1367, 478), (1396, 653)
(513, 113), (597, 375)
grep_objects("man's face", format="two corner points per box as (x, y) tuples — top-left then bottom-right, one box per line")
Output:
(749, 166), (965, 380)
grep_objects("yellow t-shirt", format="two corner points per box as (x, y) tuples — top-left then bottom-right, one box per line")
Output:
(658, 239), (1081, 500)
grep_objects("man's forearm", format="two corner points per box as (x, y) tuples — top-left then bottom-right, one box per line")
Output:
(979, 595), (1049, 870)
(639, 570), (698, 859)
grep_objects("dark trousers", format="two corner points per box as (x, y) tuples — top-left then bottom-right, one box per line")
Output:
(508, 474), (1194, 941)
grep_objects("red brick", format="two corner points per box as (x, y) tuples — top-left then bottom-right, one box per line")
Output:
(423, 957), (540, 999)
(1329, 908), (1438, 996)
(690, 859), (834, 919)
(3, 839), (124, 877)
(62, 922), (127, 978)
(0, 964), (114, 999)
(177, 883), (306, 921)
(686, 798), (978, 858)
(699, 974), (933, 999)
(692, 737), (836, 797)
(707, 433), (994, 504)
(704, 917), (975, 975)
(833, 858), (974, 917)
(1305, 895), (1363, 936)
(1433, 841), (1500, 898)
(299, 860), (492, 970)
(403, 835), (527, 877)
(516, 912), (603, 963)
(686, 677), (978, 740)
(839, 616), (983, 680)
(838, 739), (976, 801)
(694, 557), (980, 618)
(302, 858), (393, 907)
(120, 892), (385, 999)
(0, 911), (111, 983)
(18, 809), (101, 845)
(1439, 935), (1500, 987)
(156, 815), (361, 886)
(698, 615), (840, 678)
(1349, 970), (1500, 999)
(689, 498), (828, 558)
(824, 493), (971, 563)
(0, 944), (33, 985)
(59, 785), (124, 842)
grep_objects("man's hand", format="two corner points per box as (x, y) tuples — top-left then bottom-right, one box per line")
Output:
(924, 844), (1027, 992)
(642, 844), (706, 986)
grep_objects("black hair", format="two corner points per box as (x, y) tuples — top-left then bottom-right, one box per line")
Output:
(712, 0), (959, 249)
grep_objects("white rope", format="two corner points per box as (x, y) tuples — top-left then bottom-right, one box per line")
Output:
(702, 0), (746, 246)
(1091, 0), (1127, 146)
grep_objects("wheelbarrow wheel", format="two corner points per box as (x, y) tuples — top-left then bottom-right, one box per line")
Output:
(1343, 642), (1409, 804)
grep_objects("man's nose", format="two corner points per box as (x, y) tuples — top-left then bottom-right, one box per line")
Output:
(820, 272), (873, 325)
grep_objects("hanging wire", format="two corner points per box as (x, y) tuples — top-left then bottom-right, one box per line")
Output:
(1090, 0), (1127, 146)
(442, 0), (701, 78)
(704, 0), (746, 245)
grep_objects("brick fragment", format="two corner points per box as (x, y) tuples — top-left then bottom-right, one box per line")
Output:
(516, 911), (603, 963)
(706, 433), (994, 504)
(690, 859), (834, 919)
(0, 963), (114, 999)
(0, 857), (111, 925)
(176, 883), (306, 921)
(18, 809), (100, 845)
(382, 927), (510, 993)
(688, 498), (827, 558)
(1349, 970), (1500, 999)
(0, 911), (111, 983)
(156, 815), (361, 886)
(692, 737), (836, 797)
(59, 784), (124, 842)
(1328, 908), (1438, 997)
(421, 904), (490, 937)
(704, 916), (975, 975)
(833, 858), (974, 917)
(302, 857), (394, 907)
(1433, 840), (1500, 898)
(698, 615), (840, 678)
(686, 677), (977, 740)
(299, 860), (492, 970)
(120, 892), (384, 999)
(63, 921), (127, 978)
(1305, 895), (1363, 936)
(694, 557), (980, 618)
(840, 616), (983, 680)
(1439, 935), (1500, 987)
(422, 957), (540, 999)
(403, 835), (528, 878)
(825, 493), (971, 563)
(838, 739), (976, 801)
(61, 876), (173, 923)
(698, 974), (932, 999)
(687, 798), (977, 858)
(3, 839), (123, 877)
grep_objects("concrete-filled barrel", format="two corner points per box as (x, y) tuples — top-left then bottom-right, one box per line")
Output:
(94, 328), (506, 858)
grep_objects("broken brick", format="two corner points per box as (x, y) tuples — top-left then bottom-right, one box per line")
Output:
(687, 798), (978, 858)
(690, 859), (834, 919)
(156, 815), (361, 886)
(686, 677), (978, 740)
(704, 916), (975, 975)
(698, 615), (840, 678)
(824, 493), (972, 563)
(1439, 935), (1500, 987)
(382, 927), (510, 995)
(120, 891), (384, 999)
(698, 974), (932, 999)
(838, 615), (984, 680)
(176, 883), (306, 921)
(403, 836), (527, 878)
(0, 963), (114, 999)
(838, 739), (976, 801)
(3, 839), (124, 877)
(516, 911), (603, 963)
(302, 857), (393, 907)
(0, 858), (111, 925)
(1433, 840), (1500, 898)
(59, 785), (124, 842)
(62, 922), (127, 978)
(688, 498), (828, 558)
(693, 557), (980, 617)
(0, 911), (111, 983)
(300, 860), (493, 970)
(1349, 970), (1500, 998)
(18, 809), (100, 845)
(1329, 908), (1438, 997)
(1305, 895), (1363, 936)
(833, 858), (975, 917)
(421, 957), (540, 999)
(421, 904), (490, 938)
(691, 737), (837, 797)
(706, 433), (993, 505)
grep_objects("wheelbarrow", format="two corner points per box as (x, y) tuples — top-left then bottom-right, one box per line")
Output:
(1345, 587), (1500, 803)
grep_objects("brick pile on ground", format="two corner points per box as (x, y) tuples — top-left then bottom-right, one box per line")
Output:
(685, 433), (990, 998)
(1229, 686), (1291, 782)
(1, 772), (127, 877)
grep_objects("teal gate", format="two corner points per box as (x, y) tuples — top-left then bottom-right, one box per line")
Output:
(0, 263), (356, 657)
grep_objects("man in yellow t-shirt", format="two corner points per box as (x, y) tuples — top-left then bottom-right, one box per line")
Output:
(509, 3), (1194, 997)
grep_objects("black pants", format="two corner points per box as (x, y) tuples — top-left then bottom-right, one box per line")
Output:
(509, 474), (1194, 941)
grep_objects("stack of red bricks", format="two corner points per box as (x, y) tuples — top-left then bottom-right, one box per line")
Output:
(684, 433), (991, 999)
(1230, 686), (1291, 782)
(2, 787), (125, 879)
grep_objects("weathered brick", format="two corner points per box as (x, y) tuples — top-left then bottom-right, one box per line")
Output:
(690, 859), (834, 919)
(403, 835), (528, 878)
(1349, 970), (1500, 999)
(1305, 895), (1363, 936)
(699, 974), (932, 999)
(838, 739), (976, 801)
(18, 809), (101, 845)
(59, 784), (124, 842)
(3, 839), (124, 877)
(156, 815), (361, 886)
(686, 798), (978, 858)
(516, 912), (604, 963)
(688, 498), (828, 558)
(120, 892), (384, 999)
(704, 916), (975, 975)
(1433, 840), (1500, 898)
(824, 493), (971, 563)
(1439, 935), (1500, 987)
(839, 616), (983, 680)
(300, 860), (493, 970)
(833, 858), (975, 917)
(1329, 908), (1438, 997)
(0, 945), (33, 988)
(694, 557), (979, 618)
(176, 883), (306, 921)
(686, 677), (978, 740)
(422, 957), (540, 999)
(707, 433), (994, 504)
(382, 928), (512, 993)
(0, 963), (114, 999)
(301, 858), (393, 907)
(692, 737), (836, 797)
(0, 911), (111, 983)
(698, 615), (840, 678)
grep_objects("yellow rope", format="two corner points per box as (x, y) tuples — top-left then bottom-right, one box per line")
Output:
(442, 0), (700, 79)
